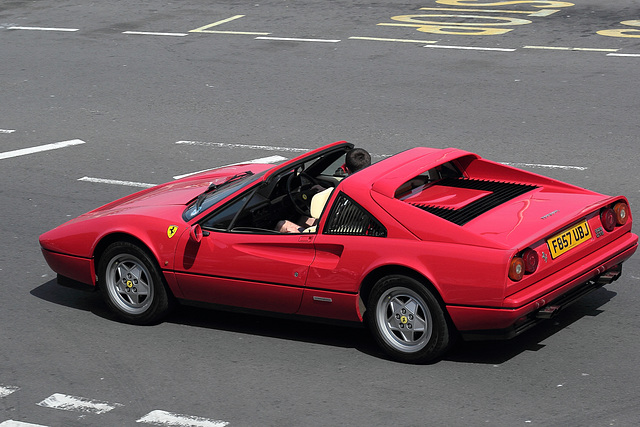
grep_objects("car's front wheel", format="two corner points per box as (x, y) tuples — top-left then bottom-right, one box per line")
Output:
(366, 275), (452, 363)
(98, 242), (172, 325)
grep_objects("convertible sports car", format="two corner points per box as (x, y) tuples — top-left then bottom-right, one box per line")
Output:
(40, 141), (637, 363)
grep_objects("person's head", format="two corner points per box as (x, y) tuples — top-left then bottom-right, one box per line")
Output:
(345, 148), (371, 174)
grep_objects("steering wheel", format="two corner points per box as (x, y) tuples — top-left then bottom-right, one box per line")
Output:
(286, 169), (320, 216)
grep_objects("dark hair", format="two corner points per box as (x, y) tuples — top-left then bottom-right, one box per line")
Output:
(345, 148), (371, 173)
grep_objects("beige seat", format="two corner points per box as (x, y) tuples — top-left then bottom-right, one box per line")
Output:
(304, 187), (334, 233)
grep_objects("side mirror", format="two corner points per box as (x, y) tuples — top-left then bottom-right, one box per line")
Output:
(189, 224), (209, 243)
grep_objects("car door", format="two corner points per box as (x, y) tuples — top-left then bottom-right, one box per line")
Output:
(305, 191), (388, 292)
(173, 188), (317, 314)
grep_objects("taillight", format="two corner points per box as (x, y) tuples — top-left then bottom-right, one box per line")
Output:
(522, 248), (539, 274)
(600, 208), (616, 232)
(613, 202), (629, 226)
(509, 257), (525, 281)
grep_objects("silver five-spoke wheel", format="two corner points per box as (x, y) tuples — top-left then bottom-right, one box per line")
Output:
(98, 241), (172, 324)
(104, 253), (154, 315)
(367, 275), (452, 363)
(376, 287), (433, 353)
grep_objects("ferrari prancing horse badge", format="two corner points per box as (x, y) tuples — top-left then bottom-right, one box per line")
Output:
(167, 225), (178, 238)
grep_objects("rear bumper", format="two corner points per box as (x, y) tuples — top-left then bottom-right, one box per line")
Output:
(447, 232), (637, 340)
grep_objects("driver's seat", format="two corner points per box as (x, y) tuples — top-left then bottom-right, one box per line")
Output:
(304, 187), (334, 233)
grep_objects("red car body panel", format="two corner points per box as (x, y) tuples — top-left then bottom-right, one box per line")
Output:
(41, 250), (96, 286)
(172, 230), (313, 314)
(449, 236), (637, 333)
(40, 142), (638, 339)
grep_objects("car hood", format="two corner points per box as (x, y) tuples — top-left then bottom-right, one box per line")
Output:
(68, 164), (272, 222)
(98, 178), (212, 210)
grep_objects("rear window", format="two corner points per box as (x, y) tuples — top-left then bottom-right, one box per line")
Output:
(395, 162), (463, 199)
(324, 193), (386, 237)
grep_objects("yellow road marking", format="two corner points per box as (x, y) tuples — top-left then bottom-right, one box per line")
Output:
(191, 15), (244, 30)
(190, 15), (270, 35)
(419, 7), (559, 16)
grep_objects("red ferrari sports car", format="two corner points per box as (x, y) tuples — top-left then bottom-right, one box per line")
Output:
(40, 141), (637, 363)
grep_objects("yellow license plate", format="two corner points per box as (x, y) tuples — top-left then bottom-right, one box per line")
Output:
(547, 220), (592, 259)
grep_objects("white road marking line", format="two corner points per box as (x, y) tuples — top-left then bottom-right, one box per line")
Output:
(524, 45), (618, 52)
(0, 421), (48, 427)
(501, 162), (588, 171)
(0, 129), (16, 134)
(349, 36), (437, 44)
(137, 410), (229, 427)
(424, 45), (516, 52)
(37, 393), (122, 414)
(8, 26), (79, 32)
(78, 177), (157, 188)
(572, 47), (618, 52)
(173, 155), (287, 179)
(123, 31), (188, 37)
(608, 53), (640, 57)
(176, 140), (308, 153)
(197, 30), (272, 35)
(256, 36), (340, 43)
(0, 385), (19, 398)
(0, 139), (85, 160)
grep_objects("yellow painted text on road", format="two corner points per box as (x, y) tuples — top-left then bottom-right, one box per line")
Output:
(379, 0), (573, 36)
(598, 20), (640, 38)
(420, 7), (560, 17)
(435, 0), (574, 8)
(380, 14), (532, 35)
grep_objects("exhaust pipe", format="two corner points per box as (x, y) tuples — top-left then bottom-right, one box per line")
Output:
(536, 305), (561, 319)
(596, 265), (622, 286)
(535, 265), (622, 320)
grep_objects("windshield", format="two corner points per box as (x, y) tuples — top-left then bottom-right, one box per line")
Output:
(183, 170), (266, 220)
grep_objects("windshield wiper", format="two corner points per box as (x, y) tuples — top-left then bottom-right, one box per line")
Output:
(193, 171), (254, 213)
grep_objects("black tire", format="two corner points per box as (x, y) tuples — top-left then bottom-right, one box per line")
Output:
(98, 241), (172, 325)
(366, 275), (452, 364)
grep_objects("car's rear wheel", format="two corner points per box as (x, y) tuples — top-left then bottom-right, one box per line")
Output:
(98, 242), (172, 325)
(366, 275), (452, 363)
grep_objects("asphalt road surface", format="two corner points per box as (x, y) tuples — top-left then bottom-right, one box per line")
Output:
(1, 1), (639, 426)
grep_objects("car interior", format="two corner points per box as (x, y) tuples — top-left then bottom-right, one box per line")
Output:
(200, 148), (350, 234)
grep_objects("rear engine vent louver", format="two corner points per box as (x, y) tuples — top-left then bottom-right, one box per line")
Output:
(411, 178), (538, 226)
